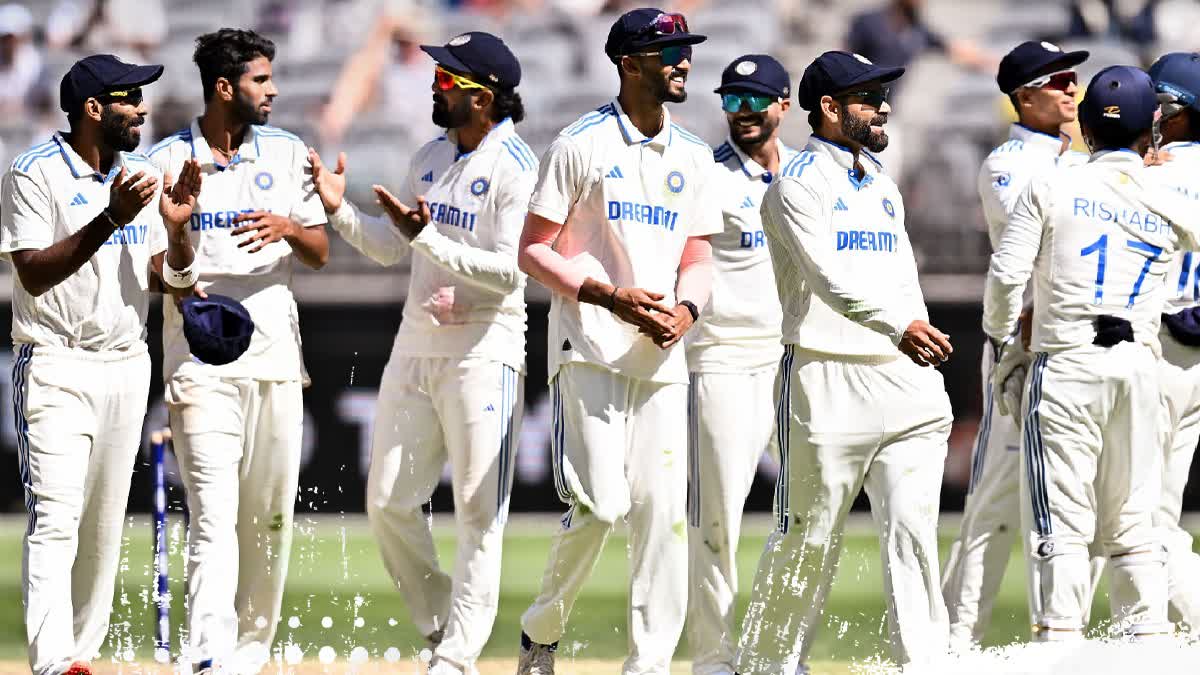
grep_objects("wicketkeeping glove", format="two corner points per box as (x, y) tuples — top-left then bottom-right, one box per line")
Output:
(993, 339), (1032, 419)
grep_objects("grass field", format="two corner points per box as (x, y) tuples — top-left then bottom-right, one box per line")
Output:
(0, 514), (1124, 673)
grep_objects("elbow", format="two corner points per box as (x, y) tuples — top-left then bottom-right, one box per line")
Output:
(517, 245), (535, 277)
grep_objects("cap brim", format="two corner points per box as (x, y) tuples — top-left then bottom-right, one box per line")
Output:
(714, 81), (786, 97)
(1043, 50), (1089, 75)
(839, 65), (905, 91)
(111, 63), (164, 90)
(420, 45), (475, 75)
(630, 33), (708, 54)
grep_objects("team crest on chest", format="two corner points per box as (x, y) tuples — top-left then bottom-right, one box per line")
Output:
(470, 177), (490, 196)
(882, 197), (895, 219)
(665, 170), (685, 195)
(254, 171), (274, 190)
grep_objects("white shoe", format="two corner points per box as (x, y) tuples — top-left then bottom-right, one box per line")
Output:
(516, 632), (556, 675)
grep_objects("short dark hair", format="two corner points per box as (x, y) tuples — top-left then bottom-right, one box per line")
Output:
(489, 89), (525, 124)
(807, 108), (822, 132)
(1087, 124), (1144, 151)
(193, 28), (276, 102)
(1185, 107), (1200, 142)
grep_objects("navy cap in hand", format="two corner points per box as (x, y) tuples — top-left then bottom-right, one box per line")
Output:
(996, 40), (1089, 94)
(181, 294), (255, 366)
(1079, 66), (1156, 146)
(796, 51), (903, 111)
(59, 54), (163, 113)
(421, 31), (521, 90)
(715, 54), (791, 99)
(604, 7), (707, 63)
(1149, 52), (1200, 111)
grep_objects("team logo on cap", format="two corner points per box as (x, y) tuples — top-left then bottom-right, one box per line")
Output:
(470, 177), (490, 196)
(666, 170), (685, 194)
(1041, 41), (1061, 52)
(254, 171), (273, 190)
(449, 34), (471, 46)
(735, 60), (757, 76)
(853, 53), (873, 65)
(882, 197), (895, 218)
(1103, 105), (1122, 119)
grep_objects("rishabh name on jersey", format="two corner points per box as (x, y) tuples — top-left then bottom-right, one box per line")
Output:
(685, 137), (797, 373)
(528, 98), (723, 384)
(762, 136), (928, 359)
(148, 119), (327, 382)
(986, 149), (1181, 353)
(392, 117), (535, 373)
(1147, 141), (1200, 314)
(978, 123), (1085, 250)
(0, 133), (167, 350)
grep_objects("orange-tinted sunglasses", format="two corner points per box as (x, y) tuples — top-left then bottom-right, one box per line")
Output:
(435, 66), (487, 92)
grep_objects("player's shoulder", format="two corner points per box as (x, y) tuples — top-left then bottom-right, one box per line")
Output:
(987, 138), (1025, 158)
(492, 129), (539, 175)
(8, 138), (60, 176)
(559, 102), (619, 141)
(147, 127), (194, 161)
(777, 149), (820, 182)
(120, 151), (163, 176)
(251, 124), (307, 158)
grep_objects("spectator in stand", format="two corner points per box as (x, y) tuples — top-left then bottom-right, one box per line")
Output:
(845, 0), (994, 75)
(46, 0), (166, 61)
(1066, 0), (1158, 44)
(0, 4), (50, 118)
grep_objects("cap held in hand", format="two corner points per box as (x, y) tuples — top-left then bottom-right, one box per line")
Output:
(180, 294), (255, 366)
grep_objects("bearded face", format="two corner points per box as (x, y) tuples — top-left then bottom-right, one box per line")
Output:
(99, 103), (143, 152)
(840, 106), (889, 153)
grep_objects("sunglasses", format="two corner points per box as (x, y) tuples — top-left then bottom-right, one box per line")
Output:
(434, 66), (487, 92)
(96, 87), (143, 105)
(631, 44), (692, 67)
(836, 86), (890, 108)
(721, 92), (777, 113)
(640, 12), (689, 36)
(1021, 70), (1077, 92)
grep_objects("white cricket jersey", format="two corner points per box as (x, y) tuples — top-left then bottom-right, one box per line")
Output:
(0, 133), (167, 350)
(528, 98), (723, 384)
(327, 118), (534, 372)
(686, 137), (796, 373)
(979, 123), (1086, 250)
(984, 149), (1200, 352)
(760, 136), (927, 359)
(1147, 142), (1200, 313)
(148, 120), (326, 382)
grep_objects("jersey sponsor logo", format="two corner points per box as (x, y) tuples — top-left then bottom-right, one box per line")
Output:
(882, 197), (896, 218)
(665, 170), (685, 194)
(254, 171), (274, 190)
(833, 197), (848, 211)
(421, 171), (434, 182)
(836, 229), (897, 252)
(606, 200), (679, 231)
(606, 166), (624, 179)
(427, 201), (478, 231)
(191, 208), (255, 231)
(740, 196), (754, 208)
(103, 223), (148, 246)
(470, 177), (490, 196)
(69, 192), (88, 206)
(740, 229), (767, 248)
(1071, 197), (1168, 233)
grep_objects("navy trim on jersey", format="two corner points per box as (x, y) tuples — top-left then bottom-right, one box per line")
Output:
(775, 345), (794, 533)
(967, 381), (995, 494)
(1024, 353), (1052, 536)
(12, 344), (34, 535)
(687, 372), (700, 528)
(550, 376), (570, 504)
(713, 142), (733, 162)
(496, 365), (517, 524)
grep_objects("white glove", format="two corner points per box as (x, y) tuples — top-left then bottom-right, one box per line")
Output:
(993, 340), (1032, 419)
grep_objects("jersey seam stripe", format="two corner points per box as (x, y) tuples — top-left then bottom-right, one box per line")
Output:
(566, 112), (614, 137)
(13, 344), (34, 535)
(13, 141), (56, 166)
(671, 124), (707, 146)
(1023, 353), (1051, 536)
(512, 137), (538, 166)
(564, 109), (609, 134)
(17, 148), (61, 172)
(967, 381), (994, 493)
(502, 139), (531, 171)
(775, 345), (793, 533)
(782, 153), (815, 178)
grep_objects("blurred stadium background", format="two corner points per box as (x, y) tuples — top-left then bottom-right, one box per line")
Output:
(0, 0), (1198, 517)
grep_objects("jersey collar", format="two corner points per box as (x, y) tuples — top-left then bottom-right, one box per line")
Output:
(1010, 123), (1070, 156)
(807, 135), (883, 190)
(1161, 140), (1200, 155)
(446, 117), (515, 160)
(1089, 147), (1145, 167)
(187, 118), (261, 169)
(51, 132), (136, 183)
(722, 137), (795, 181)
(611, 98), (673, 149)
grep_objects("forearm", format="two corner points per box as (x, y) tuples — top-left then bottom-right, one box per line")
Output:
(983, 272), (1026, 341)
(328, 200), (409, 266)
(517, 212), (588, 300)
(163, 222), (194, 271)
(285, 222), (330, 269)
(411, 227), (522, 294)
(675, 237), (712, 307)
(12, 212), (116, 296)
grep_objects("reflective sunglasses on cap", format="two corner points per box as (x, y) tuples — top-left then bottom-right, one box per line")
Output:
(1019, 70), (1077, 92)
(638, 12), (688, 37)
(721, 92), (778, 113)
(631, 44), (692, 67)
(836, 86), (890, 108)
(96, 87), (144, 105)
(434, 65), (488, 92)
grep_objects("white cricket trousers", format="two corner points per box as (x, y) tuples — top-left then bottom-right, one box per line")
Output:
(1157, 330), (1200, 630)
(685, 367), (777, 675)
(522, 362), (688, 675)
(1020, 344), (1169, 640)
(366, 355), (522, 674)
(736, 346), (952, 673)
(164, 373), (304, 672)
(15, 343), (150, 675)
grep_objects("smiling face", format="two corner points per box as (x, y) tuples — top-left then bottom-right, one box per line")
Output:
(93, 91), (148, 152)
(724, 92), (790, 147)
(1015, 72), (1079, 130)
(627, 50), (691, 104)
(231, 55), (276, 125)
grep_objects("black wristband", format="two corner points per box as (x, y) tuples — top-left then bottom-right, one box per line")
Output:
(679, 300), (699, 322)
(99, 208), (122, 230)
(607, 286), (619, 312)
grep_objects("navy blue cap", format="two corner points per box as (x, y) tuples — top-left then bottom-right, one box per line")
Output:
(1149, 52), (1200, 110)
(715, 54), (790, 99)
(796, 51), (903, 111)
(181, 294), (255, 366)
(605, 8), (707, 63)
(59, 53), (163, 113)
(421, 31), (521, 90)
(1079, 66), (1157, 145)
(997, 41), (1088, 94)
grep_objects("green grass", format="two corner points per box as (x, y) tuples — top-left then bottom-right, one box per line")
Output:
(0, 514), (1115, 665)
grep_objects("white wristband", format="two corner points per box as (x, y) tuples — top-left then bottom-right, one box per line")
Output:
(163, 259), (199, 289)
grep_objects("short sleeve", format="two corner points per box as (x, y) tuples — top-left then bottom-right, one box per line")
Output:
(289, 139), (328, 228)
(1, 168), (54, 255)
(528, 136), (586, 225)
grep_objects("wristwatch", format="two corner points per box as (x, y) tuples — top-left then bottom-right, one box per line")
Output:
(679, 300), (699, 322)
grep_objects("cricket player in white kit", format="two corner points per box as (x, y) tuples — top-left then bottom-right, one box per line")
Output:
(1145, 52), (1200, 632)
(985, 66), (1191, 641)
(148, 29), (329, 672)
(685, 54), (794, 675)
(942, 41), (1092, 648)
(515, 9), (720, 675)
(3, 54), (200, 675)
(309, 32), (532, 675)
(735, 52), (955, 673)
